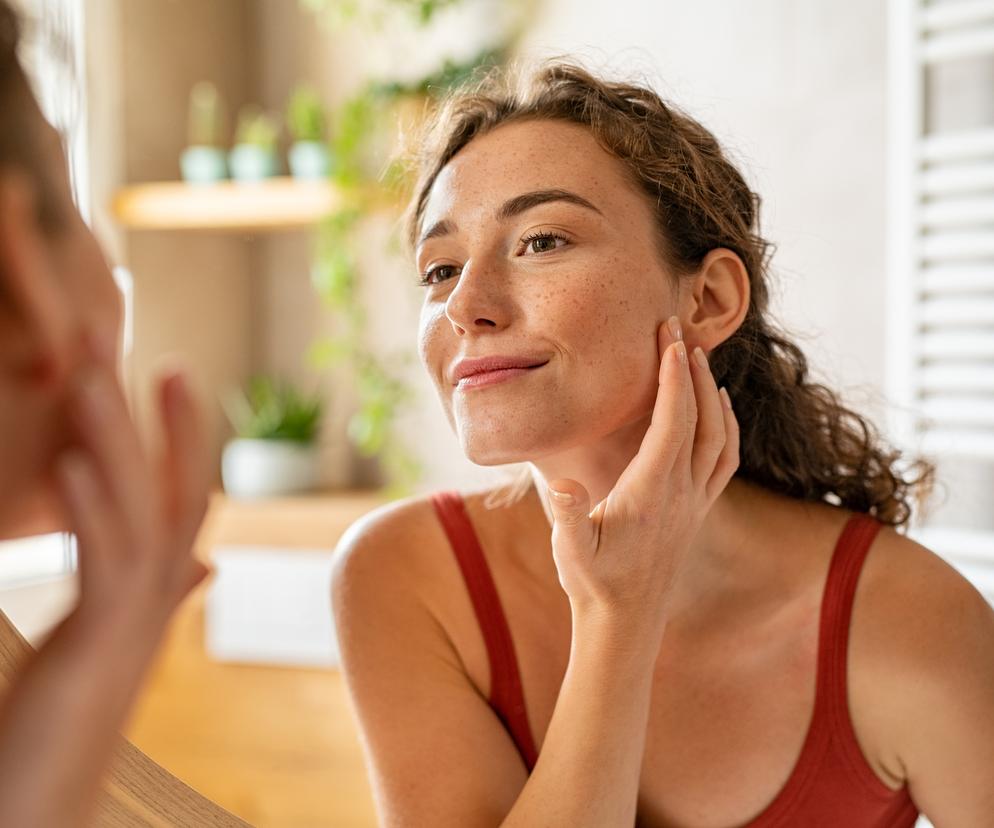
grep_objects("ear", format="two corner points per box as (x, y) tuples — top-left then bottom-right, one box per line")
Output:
(0, 169), (74, 387)
(685, 248), (751, 350)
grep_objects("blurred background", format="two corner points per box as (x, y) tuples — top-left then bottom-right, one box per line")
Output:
(1, 0), (992, 825)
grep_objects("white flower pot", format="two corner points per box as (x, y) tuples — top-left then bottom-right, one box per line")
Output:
(221, 438), (320, 498)
(228, 144), (279, 182)
(288, 141), (331, 179)
(180, 146), (228, 184)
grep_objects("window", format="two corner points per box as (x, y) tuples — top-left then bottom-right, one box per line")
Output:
(886, 0), (994, 611)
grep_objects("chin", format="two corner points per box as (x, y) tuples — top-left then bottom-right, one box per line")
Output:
(459, 425), (566, 467)
(464, 445), (530, 467)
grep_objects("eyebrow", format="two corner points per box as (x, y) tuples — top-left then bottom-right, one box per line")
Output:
(417, 188), (603, 247)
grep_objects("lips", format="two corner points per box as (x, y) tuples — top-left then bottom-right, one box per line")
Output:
(450, 355), (550, 385)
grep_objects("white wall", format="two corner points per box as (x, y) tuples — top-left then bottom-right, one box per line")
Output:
(517, 0), (893, 426)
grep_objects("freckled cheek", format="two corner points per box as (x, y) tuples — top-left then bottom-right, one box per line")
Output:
(534, 274), (645, 367)
(416, 311), (449, 382)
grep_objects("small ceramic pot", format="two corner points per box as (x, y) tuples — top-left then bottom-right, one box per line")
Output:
(221, 438), (321, 498)
(180, 146), (228, 184)
(228, 145), (279, 182)
(288, 141), (331, 180)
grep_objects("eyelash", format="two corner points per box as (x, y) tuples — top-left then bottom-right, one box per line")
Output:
(417, 231), (571, 287)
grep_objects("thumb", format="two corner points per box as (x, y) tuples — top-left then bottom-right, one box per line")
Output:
(547, 479), (595, 553)
(178, 559), (212, 601)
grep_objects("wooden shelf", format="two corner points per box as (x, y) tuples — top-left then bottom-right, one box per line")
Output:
(112, 176), (349, 232)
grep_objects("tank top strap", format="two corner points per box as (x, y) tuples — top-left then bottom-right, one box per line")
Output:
(429, 490), (539, 770)
(816, 511), (890, 792)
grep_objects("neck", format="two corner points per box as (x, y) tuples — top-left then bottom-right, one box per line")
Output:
(524, 422), (775, 627)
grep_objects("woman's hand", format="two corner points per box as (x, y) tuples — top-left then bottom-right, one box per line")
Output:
(546, 315), (739, 643)
(56, 327), (211, 634)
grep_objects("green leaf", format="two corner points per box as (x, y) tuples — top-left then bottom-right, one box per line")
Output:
(224, 375), (325, 442)
(287, 84), (327, 142)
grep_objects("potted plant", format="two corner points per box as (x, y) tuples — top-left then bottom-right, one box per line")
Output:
(228, 105), (281, 182)
(180, 81), (228, 184)
(287, 84), (331, 180)
(221, 376), (325, 498)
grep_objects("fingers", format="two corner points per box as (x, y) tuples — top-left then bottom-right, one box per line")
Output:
(69, 362), (155, 543)
(707, 388), (740, 502)
(178, 559), (212, 600)
(546, 479), (598, 601)
(547, 479), (597, 562)
(157, 368), (210, 540)
(686, 344), (725, 492)
(618, 318), (690, 498)
(0, 173), (74, 388)
(55, 450), (121, 583)
(617, 315), (740, 513)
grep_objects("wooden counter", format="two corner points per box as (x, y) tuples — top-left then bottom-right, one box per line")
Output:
(124, 489), (387, 828)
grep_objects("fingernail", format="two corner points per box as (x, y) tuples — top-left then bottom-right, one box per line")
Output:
(549, 488), (575, 506)
(675, 341), (688, 365)
(667, 315), (683, 341)
(719, 387), (733, 411)
(693, 346), (708, 369)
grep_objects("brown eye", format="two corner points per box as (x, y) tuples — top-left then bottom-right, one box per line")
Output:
(522, 232), (569, 254)
(531, 236), (557, 252)
(419, 264), (459, 286)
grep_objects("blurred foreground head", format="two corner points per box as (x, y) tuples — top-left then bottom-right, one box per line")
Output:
(0, 0), (122, 538)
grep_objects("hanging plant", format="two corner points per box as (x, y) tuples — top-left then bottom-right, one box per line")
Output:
(298, 0), (462, 28)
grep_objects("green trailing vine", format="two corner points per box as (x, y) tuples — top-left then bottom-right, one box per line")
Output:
(308, 200), (422, 498)
(305, 83), (423, 498)
(299, 0), (463, 28)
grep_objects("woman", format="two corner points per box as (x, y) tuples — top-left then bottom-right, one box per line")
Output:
(333, 61), (994, 826)
(0, 4), (245, 825)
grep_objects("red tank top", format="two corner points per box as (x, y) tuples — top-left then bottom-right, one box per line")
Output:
(429, 490), (922, 827)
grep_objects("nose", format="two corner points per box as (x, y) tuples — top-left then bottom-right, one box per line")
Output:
(443, 257), (510, 334)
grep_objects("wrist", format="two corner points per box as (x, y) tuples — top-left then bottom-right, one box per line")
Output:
(570, 606), (666, 667)
(65, 594), (171, 659)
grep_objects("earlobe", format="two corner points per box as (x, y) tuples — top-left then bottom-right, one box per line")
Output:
(0, 170), (74, 390)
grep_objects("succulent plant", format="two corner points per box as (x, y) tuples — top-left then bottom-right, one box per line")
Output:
(187, 81), (225, 147)
(234, 105), (280, 150)
(224, 376), (324, 443)
(287, 84), (327, 143)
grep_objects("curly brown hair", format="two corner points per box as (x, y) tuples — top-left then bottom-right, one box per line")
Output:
(403, 59), (937, 530)
(0, 0), (30, 157)
(0, 0), (63, 232)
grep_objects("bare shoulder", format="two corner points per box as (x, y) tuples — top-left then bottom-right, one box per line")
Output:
(850, 518), (994, 786)
(330, 485), (502, 619)
(332, 494), (438, 583)
(329, 491), (467, 687)
(855, 521), (993, 661)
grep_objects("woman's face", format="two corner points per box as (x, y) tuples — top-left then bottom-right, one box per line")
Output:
(416, 118), (676, 465)
(0, 99), (122, 537)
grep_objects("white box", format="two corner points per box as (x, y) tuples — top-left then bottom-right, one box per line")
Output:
(204, 545), (339, 669)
